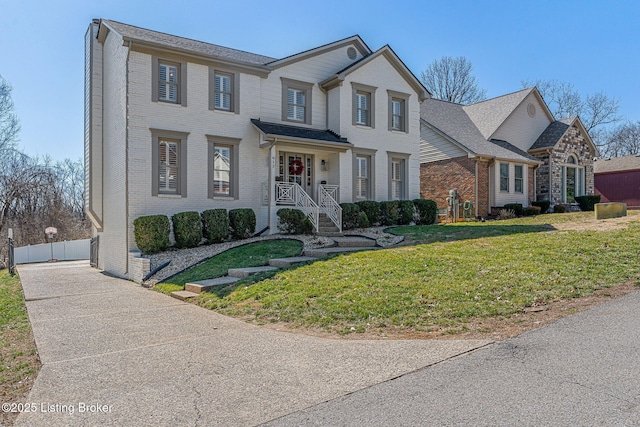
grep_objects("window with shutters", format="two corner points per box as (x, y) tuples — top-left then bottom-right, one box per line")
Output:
(499, 163), (509, 192)
(159, 62), (179, 103)
(356, 92), (370, 125)
(281, 78), (313, 124)
(151, 129), (189, 197)
(158, 139), (179, 194)
(214, 72), (233, 111)
(390, 159), (404, 200)
(387, 90), (409, 132)
(356, 156), (369, 199)
(207, 135), (240, 199)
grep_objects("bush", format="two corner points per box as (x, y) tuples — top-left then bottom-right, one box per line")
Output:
(397, 200), (415, 225)
(413, 199), (437, 225)
(201, 209), (228, 244)
(498, 209), (516, 220)
(340, 203), (360, 230)
(133, 215), (170, 254)
(531, 200), (551, 214)
(503, 203), (524, 217)
(277, 208), (312, 234)
(229, 208), (256, 240)
(379, 201), (399, 226)
(172, 211), (202, 249)
(356, 201), (380, 226)
(553, 204), (567, 213)
(575, 195), (601, 211)
(524, 206), (542, 216)
(358, 211), (370, 228)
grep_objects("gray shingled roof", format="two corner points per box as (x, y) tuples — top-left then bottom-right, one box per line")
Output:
(594, 154), (640, 174)
(420, 98), (539, 163)
(103, 20), (276, 66)
(251, 119), (349, 143)
(463, 88), (534, 139)
(530, 117), (575, 150)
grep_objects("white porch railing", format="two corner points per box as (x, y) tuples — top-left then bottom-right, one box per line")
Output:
(276, 182), (319, 231)
(319, 184), (342, 232)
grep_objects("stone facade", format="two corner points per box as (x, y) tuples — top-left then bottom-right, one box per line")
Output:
(532, 124), (595, 205)
(420, 156), (490, 217)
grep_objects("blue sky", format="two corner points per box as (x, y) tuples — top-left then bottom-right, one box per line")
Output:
(1, 0), (639, 161)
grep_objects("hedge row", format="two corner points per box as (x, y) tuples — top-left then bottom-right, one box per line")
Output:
(133, 208), (256, 254)
(340, 199), (437, 230)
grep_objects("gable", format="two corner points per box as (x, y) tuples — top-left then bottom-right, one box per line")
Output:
(420, 120), (469, 163)
(268, 36), (370, 69)
(490, 91), (553, 152)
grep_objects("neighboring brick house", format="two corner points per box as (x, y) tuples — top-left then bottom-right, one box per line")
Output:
(420, 88), (597, 217)
(594, 155), (640, 209)
(85, 19), (429, 279)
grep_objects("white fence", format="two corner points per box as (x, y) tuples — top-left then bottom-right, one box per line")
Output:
(15, 239), (91, 264)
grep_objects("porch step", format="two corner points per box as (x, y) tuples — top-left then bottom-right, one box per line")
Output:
(318, 226), (340, 233)
(269, 256), (319, 268)
(304, 246), (379, 258)
(332, 236), (377, 248)
(228, 266), (279, 278)
(316, 231), (344, 237)
(170, 290), (199, 301)
(185, 276), (240, 293)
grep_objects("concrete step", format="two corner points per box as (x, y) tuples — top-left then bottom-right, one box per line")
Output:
(304, 246), (379, 258)
(170, 290), (199, 301)
(316, 231), (344, 237)
(228, 266), (279, 278)
(318, 226), (340, 233)
(269, 256), (319, 268)
(185, 276), (240, 293)
(332, 236), (377, 248)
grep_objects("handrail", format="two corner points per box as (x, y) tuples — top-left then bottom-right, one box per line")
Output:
(319, 185), (342, 232)
(276, 182), (319, 231)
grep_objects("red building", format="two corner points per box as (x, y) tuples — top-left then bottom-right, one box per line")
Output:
(594, 155), (640, 209)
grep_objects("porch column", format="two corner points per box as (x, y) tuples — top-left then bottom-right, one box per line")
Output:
(269, 144), (278, 233)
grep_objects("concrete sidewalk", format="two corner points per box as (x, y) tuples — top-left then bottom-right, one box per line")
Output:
(16, 261), (491, 426)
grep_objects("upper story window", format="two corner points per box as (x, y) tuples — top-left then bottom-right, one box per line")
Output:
(499, 163), (509, 192)
(388, 90), (409, 133)
(214, 73), (232, 110)
(152, 57), (187, 106)
(351, 83), (377, 128)
(281, 78), (313, 124)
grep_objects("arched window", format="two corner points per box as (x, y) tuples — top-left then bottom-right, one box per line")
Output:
(561, 154), (584, 203)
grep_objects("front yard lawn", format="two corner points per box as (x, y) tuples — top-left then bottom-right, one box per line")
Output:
(194, 213), (640, 336)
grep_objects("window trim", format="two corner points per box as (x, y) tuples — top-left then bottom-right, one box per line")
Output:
(514, 164), (524, 194)
(209, 68), (240, 113)
(352, 83), (377, 128)
(499, 162), (509, 192)
(207, 135), (240, 199)
(281, 77), (313, 124)
(152, 56), (187, 106)
(387, 152), (409, 200)
(151, 129), (189, 197)
(561, 154), (585, 203)
(387, 90), (410, 133)
(352, 148), (377, 201)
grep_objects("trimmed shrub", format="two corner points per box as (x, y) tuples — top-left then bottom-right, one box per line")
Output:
(524, 206), (542, 216)
(340, 203), (360, 230)
(201, 209), (228, 244)
(531, 200), (551, 214)
(380, 201), (399, 226)
(358, 211), (370, 228)
(356, 200), (381, 226)
(133, 215), (170, 254)
(503, 203), (524, 217)
(413, 199), (437, 225)
(553, 204), (567, 213)
(300, 217), (314, 235)
(575, 195), (601, 211)
(172, 211), (202, 248)
(229, 208), (256, 240)
(397, 200), (415, 225)
(277, 208), (306, 234)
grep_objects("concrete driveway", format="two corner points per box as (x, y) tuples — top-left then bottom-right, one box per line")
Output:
(15, 261), (490, 426)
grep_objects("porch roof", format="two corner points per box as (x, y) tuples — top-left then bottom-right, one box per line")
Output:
(251, 119), (352, 146)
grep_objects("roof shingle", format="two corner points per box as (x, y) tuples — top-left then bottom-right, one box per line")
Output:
(594, 154), (640, 174)
(251, 119), (349, 144)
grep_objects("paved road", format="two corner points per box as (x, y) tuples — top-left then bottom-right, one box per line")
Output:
(266, 288), (640, 426)
(15, 261), (489, 426)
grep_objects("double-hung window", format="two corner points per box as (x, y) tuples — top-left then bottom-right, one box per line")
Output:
(356, 156), (369, 199)
(390, 159), (404, 200)
(499, 163), (509, 192)
(214, 73), (232, 111)
(514, 165), (524, 193)
(151, 129), (189, 197)
(281, 78), (313, 124)
(213, 145), (231, 196)
(352, 83), (376, 128)
(207, 135), (240, 199)
(356, 92), (369, 125)
(388, 90), (409, 132)
(159, 62), (179, 103)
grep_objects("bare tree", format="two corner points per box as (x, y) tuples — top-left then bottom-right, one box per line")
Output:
(421, 56), (487, 105)
(0, 75), (20, 153)
(599, 121), (640, 158)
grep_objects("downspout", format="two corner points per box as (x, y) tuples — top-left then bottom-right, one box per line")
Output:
(125, 40), (132, 275)
(474, 158), (479, 217)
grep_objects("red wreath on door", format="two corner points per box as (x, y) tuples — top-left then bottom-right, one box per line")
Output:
(289, 159), (304, 175)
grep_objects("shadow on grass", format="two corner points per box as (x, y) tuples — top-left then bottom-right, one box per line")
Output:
(387, 223), (556, 245)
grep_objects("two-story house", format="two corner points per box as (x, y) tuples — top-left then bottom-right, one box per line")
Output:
(85, 19), (429, 279)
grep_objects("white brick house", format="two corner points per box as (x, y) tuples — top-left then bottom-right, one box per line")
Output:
(85, 19), (429, 279)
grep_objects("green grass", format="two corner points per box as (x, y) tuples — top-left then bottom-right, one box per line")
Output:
(154, 239), (303, 294)
(194, 214), (640, 335)
(0, 269), (40, 405)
